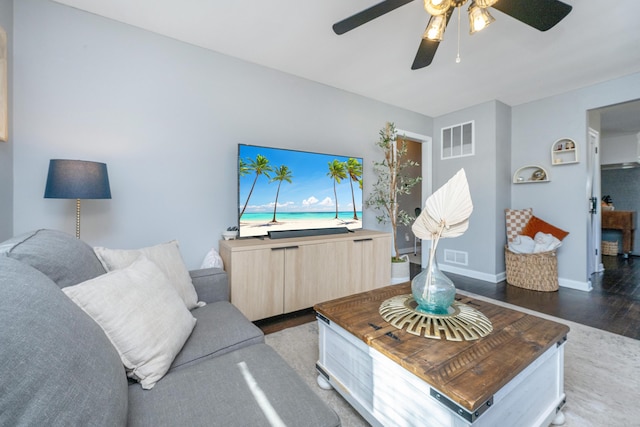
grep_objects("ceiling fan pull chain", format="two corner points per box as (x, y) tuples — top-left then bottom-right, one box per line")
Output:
(456, 6), (461, 63)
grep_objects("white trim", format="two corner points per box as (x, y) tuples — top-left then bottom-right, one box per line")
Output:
(559, 277), (592, 292)
(440, 264), (503, 283)
(440, 264), (593, 291)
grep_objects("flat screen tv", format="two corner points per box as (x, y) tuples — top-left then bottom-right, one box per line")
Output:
(238, 144), (364, 238)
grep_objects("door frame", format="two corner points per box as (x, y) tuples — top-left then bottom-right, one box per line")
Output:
(587, 127), (604, 278)
(397, 128), (433, 268)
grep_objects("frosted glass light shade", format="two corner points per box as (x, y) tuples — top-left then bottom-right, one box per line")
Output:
(423, 0), (451, 16)
(424, 14), (448, 41)
(468, 3), (495, 34)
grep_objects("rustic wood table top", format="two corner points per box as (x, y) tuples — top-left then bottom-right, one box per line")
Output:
(314, 282), (570, 412)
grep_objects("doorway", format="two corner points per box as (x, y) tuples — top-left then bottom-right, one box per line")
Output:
(396, 129), (433, 268)
(588, 99), (640, 278)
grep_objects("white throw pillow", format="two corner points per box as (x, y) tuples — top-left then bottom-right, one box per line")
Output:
(94, 240), (204, 309)
(62, 257), (197, 389)
(200, 248), (224, 269)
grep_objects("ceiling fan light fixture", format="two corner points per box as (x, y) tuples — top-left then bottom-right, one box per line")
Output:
(424, 14), (448, 41)
(468, 2), (495, 34)
(423, 0), (452, 16)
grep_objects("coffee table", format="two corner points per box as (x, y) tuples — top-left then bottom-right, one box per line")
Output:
(314, 283), (570, 427)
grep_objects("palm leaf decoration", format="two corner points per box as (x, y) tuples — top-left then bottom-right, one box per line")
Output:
(413, 168), (473, 241)
(412, 169), (473, 299)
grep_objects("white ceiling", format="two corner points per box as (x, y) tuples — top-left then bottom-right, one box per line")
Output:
(52, 0), (640, 119)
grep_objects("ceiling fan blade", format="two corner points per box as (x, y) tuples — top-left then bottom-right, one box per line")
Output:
(333, 0), (415, 35)
(411, 9), (454, 70)
(492, 0), (572, 31)
(411, 38), (440, 70)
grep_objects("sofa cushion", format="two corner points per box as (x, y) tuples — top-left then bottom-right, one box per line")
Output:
(94, 240), (203, 310)
(189, 268), (229, 303)
(0, 256), (127, 426)
(0, 229), (106, 288)
(128, 343), (340, 427)
(170, 301), (264, 371)
(63, 257), (197, 389)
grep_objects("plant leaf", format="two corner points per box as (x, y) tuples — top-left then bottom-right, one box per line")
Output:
(412, 168), (473, 240)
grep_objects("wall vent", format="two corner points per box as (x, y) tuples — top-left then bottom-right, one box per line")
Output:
(444, 249), (468, 266)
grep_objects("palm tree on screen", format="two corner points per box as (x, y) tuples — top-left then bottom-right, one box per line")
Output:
(327, 160), (347, 219)
(270, 165), (293, 223)
(238, 158), (249, 178)
(239, 154), (273, 219)
(346, 158), (363, 220)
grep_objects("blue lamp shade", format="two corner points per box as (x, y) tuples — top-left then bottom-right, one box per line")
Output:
(44, 159), (111, 200)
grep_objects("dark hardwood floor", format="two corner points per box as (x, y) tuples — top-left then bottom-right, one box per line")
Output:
(256, 254), (640, 340)
(417, 254), (640, 340)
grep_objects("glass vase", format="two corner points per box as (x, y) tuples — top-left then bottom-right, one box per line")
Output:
(411, 254), (455, 315)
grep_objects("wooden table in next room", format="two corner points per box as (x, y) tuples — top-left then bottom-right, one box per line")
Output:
(602, 210), (636, 256)
(314, 283), (570, 427)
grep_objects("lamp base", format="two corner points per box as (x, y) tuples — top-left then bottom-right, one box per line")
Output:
(75, 198), (81, 239)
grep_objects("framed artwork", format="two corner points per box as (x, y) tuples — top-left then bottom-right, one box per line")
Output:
(0, 26), (6, 142)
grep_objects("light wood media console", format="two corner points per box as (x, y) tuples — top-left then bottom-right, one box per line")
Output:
(219, 229), (391, 321)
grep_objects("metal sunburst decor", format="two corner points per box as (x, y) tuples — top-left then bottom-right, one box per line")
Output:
(379, 294), (492, 341)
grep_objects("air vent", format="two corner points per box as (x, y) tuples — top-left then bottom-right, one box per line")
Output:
(444, 249), (468, 266)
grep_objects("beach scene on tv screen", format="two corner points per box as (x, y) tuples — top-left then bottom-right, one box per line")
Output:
(238, 144), (363, 237)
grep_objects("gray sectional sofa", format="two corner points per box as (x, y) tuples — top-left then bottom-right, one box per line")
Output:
(0, 229), (339, 427)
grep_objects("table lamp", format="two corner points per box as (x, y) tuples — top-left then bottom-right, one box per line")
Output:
(44, 159), (111, 239)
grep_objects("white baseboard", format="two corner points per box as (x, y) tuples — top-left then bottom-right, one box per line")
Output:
(559, 278), (592, 292)
(439, 264), (592, 292)
(439, 264), (503, 283)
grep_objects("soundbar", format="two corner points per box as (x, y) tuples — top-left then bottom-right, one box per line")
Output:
(268, 227), (350, 239)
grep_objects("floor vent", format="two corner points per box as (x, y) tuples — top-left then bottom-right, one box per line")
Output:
(444, 249), (468, 266)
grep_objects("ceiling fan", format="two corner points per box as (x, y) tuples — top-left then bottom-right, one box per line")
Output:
(333, 0), (572, 69)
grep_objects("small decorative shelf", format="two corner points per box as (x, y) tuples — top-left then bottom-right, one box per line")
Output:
(551, 138), (578, 165)
(513, 165), (550, 184)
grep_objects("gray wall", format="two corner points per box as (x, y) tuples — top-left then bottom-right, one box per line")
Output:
(511, 72), (640, 286)
(11, 0), (432, 268)
(432, 100), (511, 282)
(0, 0), (12, 241)
(7, 0), (640, 285)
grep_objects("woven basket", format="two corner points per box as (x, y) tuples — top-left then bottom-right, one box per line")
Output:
(601, 241), (618, 256)
(504, 246), (558, 292)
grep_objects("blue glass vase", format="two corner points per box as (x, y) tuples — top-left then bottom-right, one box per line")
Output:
(411, 255), (455, 315)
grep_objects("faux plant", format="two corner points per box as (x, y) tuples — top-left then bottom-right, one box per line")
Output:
(366, 122), (422, 261)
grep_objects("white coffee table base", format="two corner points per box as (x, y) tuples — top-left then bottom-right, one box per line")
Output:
(316, 319), (566, 427)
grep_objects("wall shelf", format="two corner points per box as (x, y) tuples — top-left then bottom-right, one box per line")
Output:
(551, 138), (578, 165)
(513, 165), (549, 184)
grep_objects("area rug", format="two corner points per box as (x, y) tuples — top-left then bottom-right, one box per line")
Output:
(265, 292), (640, 427)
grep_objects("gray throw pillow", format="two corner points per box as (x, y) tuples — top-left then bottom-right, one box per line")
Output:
(0, 256), (128, 426)
(0, 229), (106, 288)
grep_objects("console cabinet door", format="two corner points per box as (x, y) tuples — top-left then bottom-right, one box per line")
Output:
(228, 248), (285, 321)
(284, 241), (351, 312)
